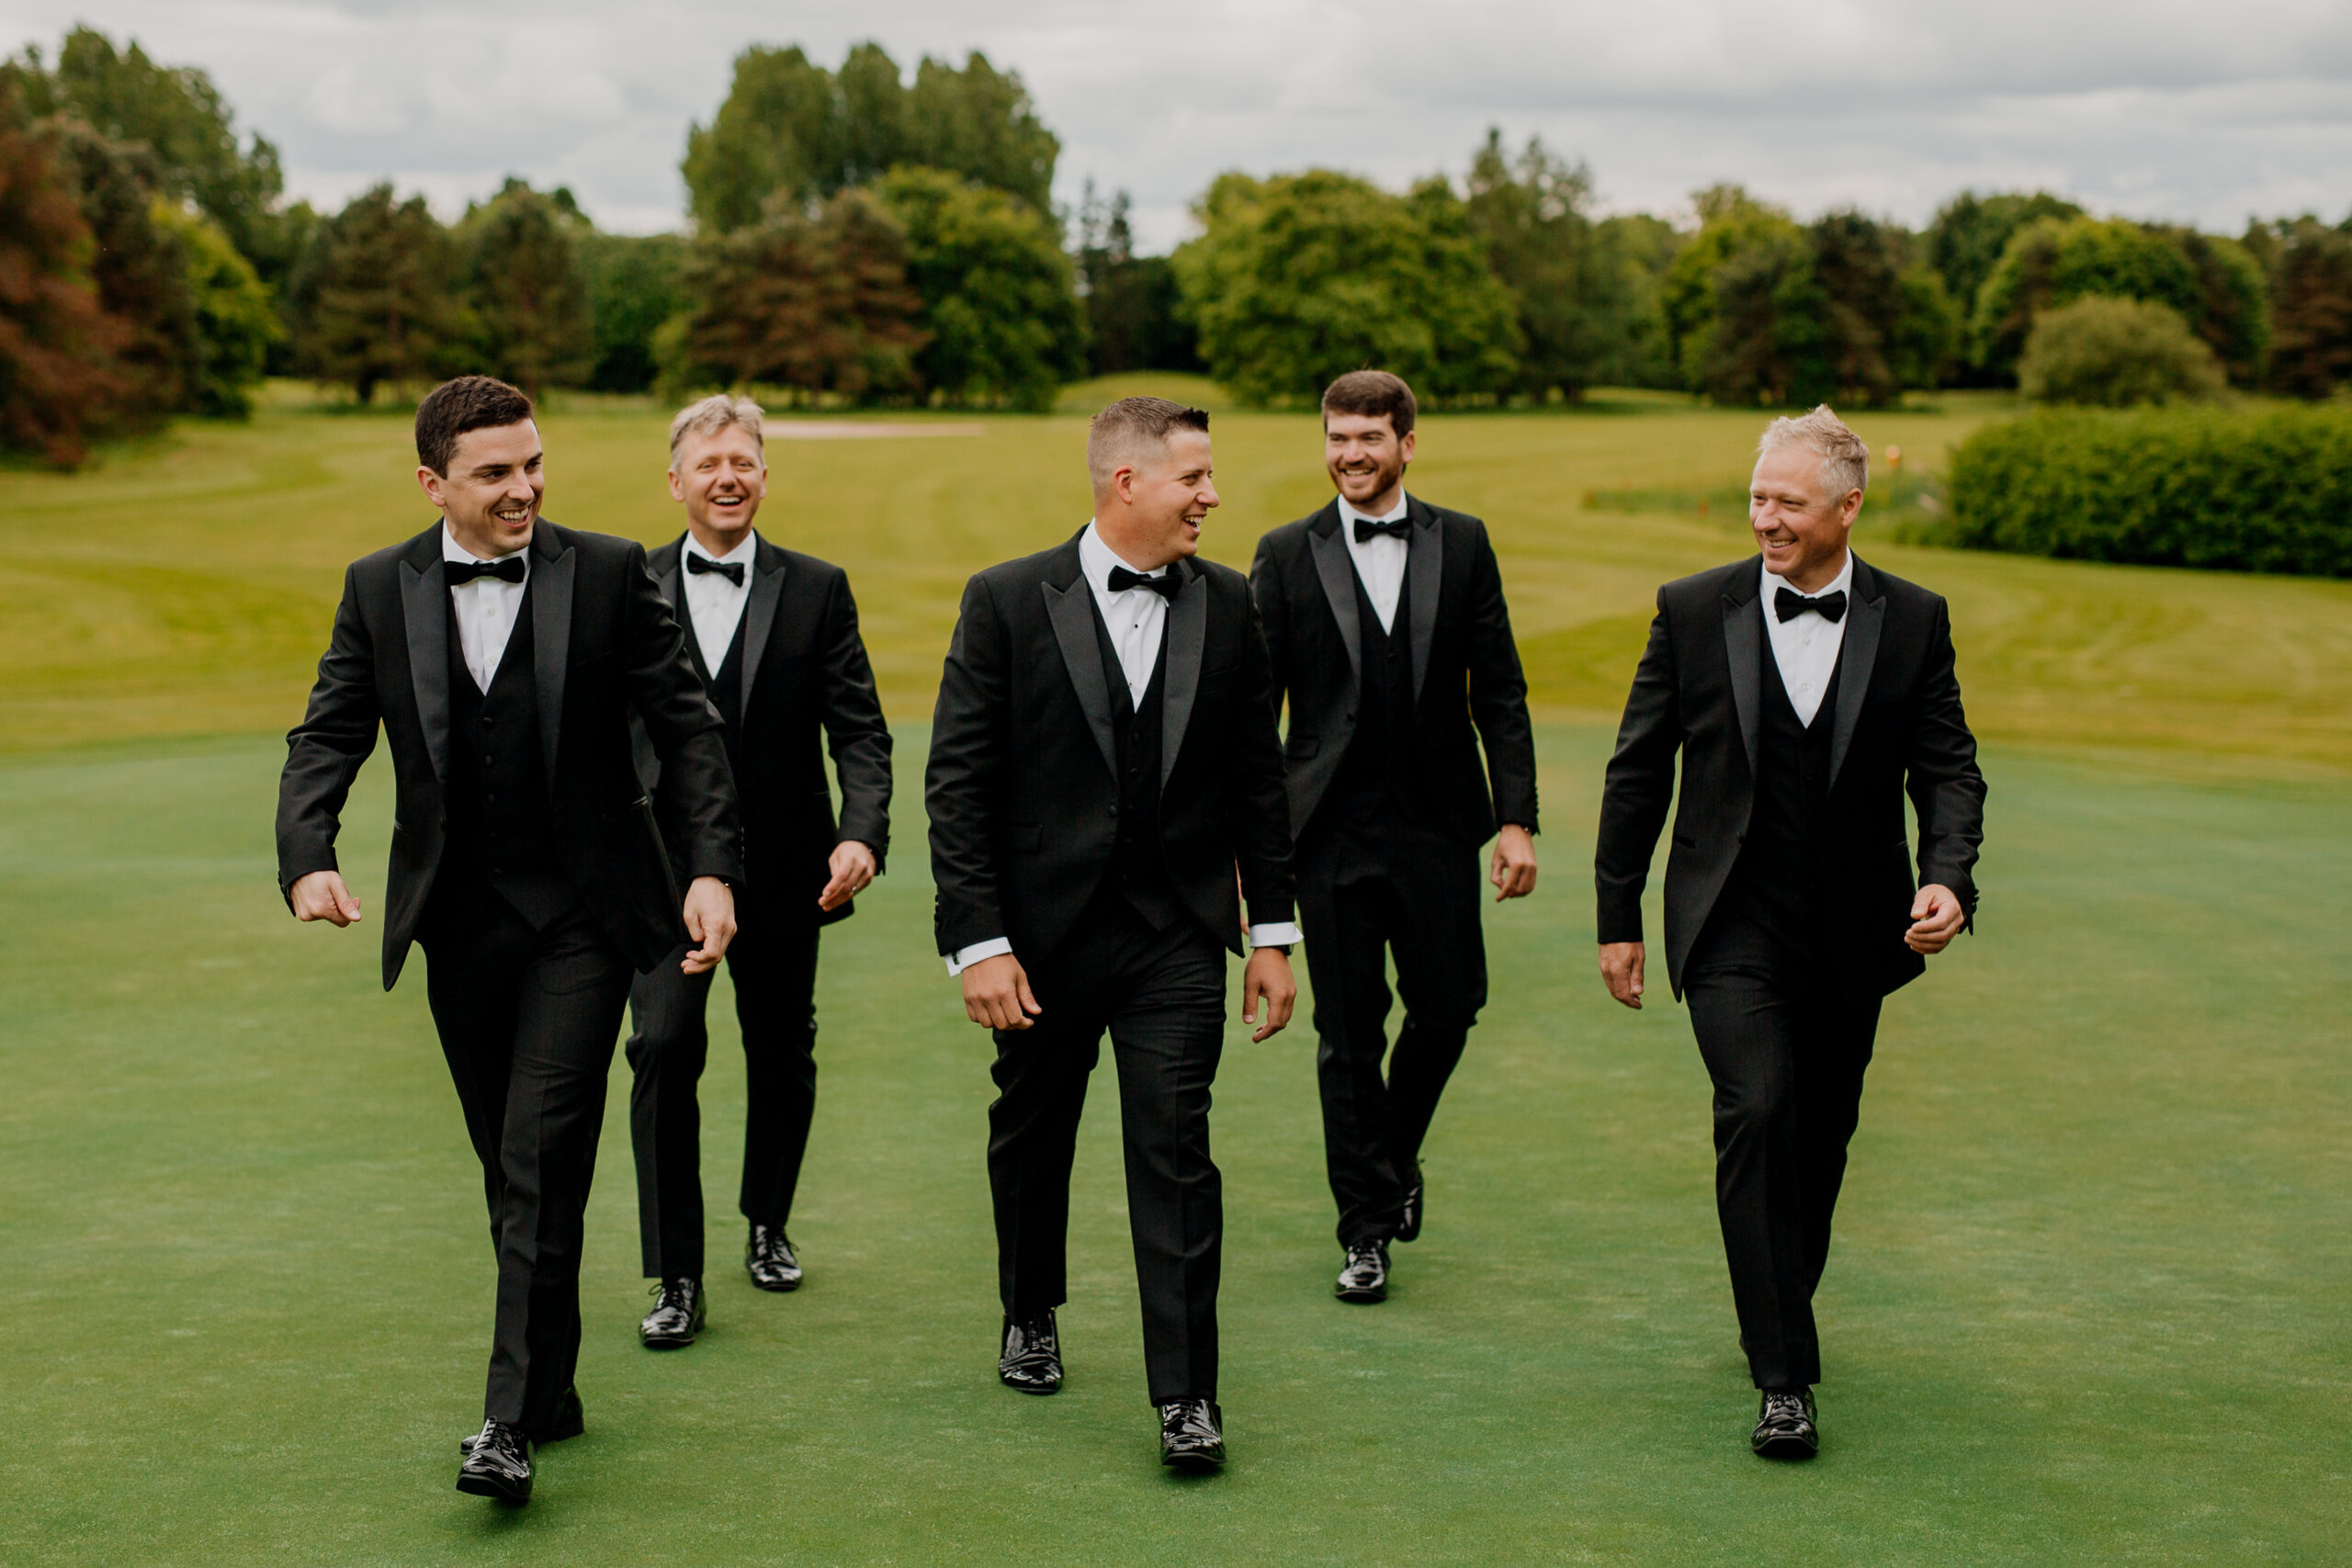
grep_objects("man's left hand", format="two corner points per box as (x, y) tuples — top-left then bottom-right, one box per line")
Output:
(1241, 947), (1297, 1043)
(1905, 883), (1965, 954)
(1490, 824), (1538, 901)
(682, 875), (739, 973)
(818, 840), (878, 912)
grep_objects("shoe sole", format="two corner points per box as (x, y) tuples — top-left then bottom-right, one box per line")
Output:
(1001, 1375), (1061, 1395)
(641, 1334), (698, 1348)
(748, 1275), (802, 1292)
(1334, 1284), (1387, 1303)
(456, 1472), (531, 1504)
(1161, 1449), (1226, 1472)
(1751, 1435), (1819, 1461)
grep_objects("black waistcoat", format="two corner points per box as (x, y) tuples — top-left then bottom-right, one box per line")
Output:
(1717, 624), (1843, 947)
(1324, 562), (1418, 828)
(683, 600), (748, 773)
(441, 588), (573, 929)
(1091, 599), (1182, 931)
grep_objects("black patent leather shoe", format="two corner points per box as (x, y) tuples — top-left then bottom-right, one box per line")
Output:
(639, 1277), (707, 1348)
(1751, 1387), (1820, 1459)
(460, 1385), (582, 1454)
(999, 1311), (1062, 1394)
(456, 1419), (532, 1503)
(1396, 1170), (1425, 1244)
(1335, 1240), (1389, 1303)
(746, 1224), (803, 1292)
(1159, 1399), (1226, 1470)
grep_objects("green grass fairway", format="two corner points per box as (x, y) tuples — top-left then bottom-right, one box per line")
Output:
(0, 729), (2345, 1565)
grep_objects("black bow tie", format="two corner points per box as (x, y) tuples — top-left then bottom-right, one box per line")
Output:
(446, 555), (526, 587)
(1107, 565), (1180, 600)
(1353, 515), (1411, 543)
(687, 553), (745, 587)
(1774, 586), (1848, 624)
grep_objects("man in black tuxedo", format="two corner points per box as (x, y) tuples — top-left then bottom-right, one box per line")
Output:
(925, 397), (1299, 1471)
(277, 377), (741, 1504)
(1594, 406), (1985, 1460)
(1250, 370), (1539, 1303)
(624, 395), (891, 1348)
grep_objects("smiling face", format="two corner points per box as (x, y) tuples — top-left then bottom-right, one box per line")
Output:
(1324, 411), (1414, 513)
(419, 420), (543, 558)
(669, 423), (767, 552)
(1749, 445), (1861, 592)
(1098, 428), (1218, 570)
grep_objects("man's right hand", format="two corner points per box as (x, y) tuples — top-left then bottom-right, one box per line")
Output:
(290, 870), (363, 927)
(1599, 941), (1645, 1009)
(962, 953), (1042, 1032)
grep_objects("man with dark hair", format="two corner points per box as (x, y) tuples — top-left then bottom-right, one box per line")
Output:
(625, 394), (892, 1348)
(1250, 368), (1540, 1303)
(1596, 406), (1984, 1459)
(926, 396), (1299, 1470)
(277, 375), (741, 1504)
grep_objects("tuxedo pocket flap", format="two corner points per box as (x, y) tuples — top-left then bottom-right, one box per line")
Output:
(1009, 822), (1043, 852)
(604, 794), (652, 820)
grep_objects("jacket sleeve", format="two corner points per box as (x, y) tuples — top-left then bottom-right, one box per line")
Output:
(277, 563), (380, 902)
(1232, 581), (1299, 929)
(1249, 531), (1291, 728)
(1593, 592), (1680, 945)
(620, 541), (742, 886)
(817, 569), (894, 869)
(925, 572), (1012, 956)
(1905, 596), (1986, 924)
(1464, 521), (1540, 832)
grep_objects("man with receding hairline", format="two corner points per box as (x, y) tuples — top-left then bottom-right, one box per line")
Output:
(1595, 405), (1984, 1460)
(925, 396), (1299, 1471)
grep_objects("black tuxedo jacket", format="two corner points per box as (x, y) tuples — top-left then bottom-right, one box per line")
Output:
(638, 535), (891, 931)
(277, 519), (741, 989)
(925, 530), (1296, 963)
(1250, 495), (1539, 840)
(1594, 553), (1985, 999)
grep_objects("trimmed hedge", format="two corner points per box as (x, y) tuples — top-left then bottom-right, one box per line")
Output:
(1946, 406), (2352, 577)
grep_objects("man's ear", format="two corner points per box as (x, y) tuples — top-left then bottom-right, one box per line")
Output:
(1398, 429), (1417, 464)
(416, 465), (446, 509)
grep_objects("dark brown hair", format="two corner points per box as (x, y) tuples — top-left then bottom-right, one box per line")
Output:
(1086, 396), (1211, 490)
(1320, 369), (1416, 438)
(415, 376), (535, 476)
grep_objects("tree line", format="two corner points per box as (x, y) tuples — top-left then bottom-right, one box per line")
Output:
(7, 28), (2352, 468)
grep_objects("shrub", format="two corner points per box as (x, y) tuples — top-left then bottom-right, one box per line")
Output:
(2017, 296), (2224, 407)
(1947, 405), (2352, 576)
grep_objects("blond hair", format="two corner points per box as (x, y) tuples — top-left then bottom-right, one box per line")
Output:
(669, 393), (764, 462)
(1758, 404), (1869, 499)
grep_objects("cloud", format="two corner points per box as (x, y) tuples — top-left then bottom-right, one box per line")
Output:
(4, 0), (2347, 244)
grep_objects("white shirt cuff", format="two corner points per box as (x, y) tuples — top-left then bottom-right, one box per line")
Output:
(944, 937), (1013, 976)
(1247, 922), (1303, 949)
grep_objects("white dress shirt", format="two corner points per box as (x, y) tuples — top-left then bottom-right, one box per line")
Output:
(1336, 494), (1410, 633)
(443, 525), (528, 694)
(944, 521), (1303, 976)
(1760, 551), (1854, 728)
(681, 529), (758, 672)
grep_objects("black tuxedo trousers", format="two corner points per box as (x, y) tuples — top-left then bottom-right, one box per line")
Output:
(988, 888), (1227, 1406)
(624, 896), (822, 1280)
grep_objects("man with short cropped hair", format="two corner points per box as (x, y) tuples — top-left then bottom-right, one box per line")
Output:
(277, 376), (740, 1504)
(925, 397), (1299, 1470)
(1250, 370), (1539, 1303)
(1595, 405), (1985, 1459)
(624, 395), (891, 1348)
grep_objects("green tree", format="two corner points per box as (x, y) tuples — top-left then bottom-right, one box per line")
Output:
(683, 42), (1058, 234)
(294, 184), (467, 405)
(1464, 129), (1648, 399)
(2167, 227), (2271, 387)
(1171, 168), (1521, 406)
(872, 166), (1083, 411)
(0, 85), (131, 466)
(2015, 296), (2224, 406)
(150, 199), (276, 417)
(1925, 190), (2083, 333)
(1075, 183), (1198, 376)
(2248, 216), (2352, 398)
(678, 187), (927, 401)
(457, 178), (592, 400)
(581, 231), (689, 393)
(1594, 211), (1680, 388)
(1970, 216), (2267, 384)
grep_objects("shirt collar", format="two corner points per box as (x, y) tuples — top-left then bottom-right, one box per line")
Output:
(1761, 549), (1853, 605)
(442, 523), (530, 566)
(1080, 520), (1169, 594)
(683, 528), (759, 568)
(1338, 492), (1409, 530)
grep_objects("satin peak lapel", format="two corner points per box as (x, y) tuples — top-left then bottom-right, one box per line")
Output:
(1306, 523), (1362, 684)
(399, 557), (451, 783)
(1827, 562), (1884, 789)
(1406, 504), (1442, 705)
(1723, 590), (1762, 782)
(1044, 578), (1119, 782)
(1159, 563), (1207, 791)
(739, 550), (786, 712)
(531, 532), (575, 790)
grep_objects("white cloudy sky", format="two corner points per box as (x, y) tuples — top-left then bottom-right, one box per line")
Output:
(5, 0), (2349, 247)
